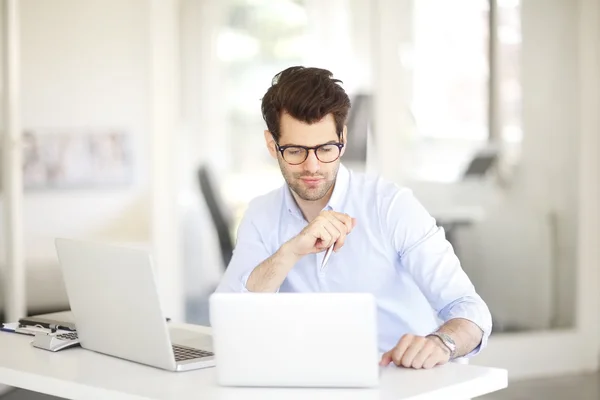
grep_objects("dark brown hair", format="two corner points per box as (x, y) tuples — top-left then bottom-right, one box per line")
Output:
(261, 66), (351, 142)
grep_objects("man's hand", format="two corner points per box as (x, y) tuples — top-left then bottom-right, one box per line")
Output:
(287, 211), (356, 256)
(245, 211), (355, 292)
(379, 334), (451, 369)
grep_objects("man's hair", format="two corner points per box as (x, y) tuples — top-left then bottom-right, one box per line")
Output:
(261, 66), (351, 142)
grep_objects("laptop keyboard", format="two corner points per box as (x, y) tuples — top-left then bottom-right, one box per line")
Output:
(172, 344), (213, 362)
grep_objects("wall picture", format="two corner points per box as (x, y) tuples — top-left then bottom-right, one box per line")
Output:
(21, 128), (134, 190)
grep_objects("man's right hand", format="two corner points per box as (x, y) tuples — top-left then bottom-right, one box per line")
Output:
(287, 211), (356, 257)
(245, 211), (356, 293)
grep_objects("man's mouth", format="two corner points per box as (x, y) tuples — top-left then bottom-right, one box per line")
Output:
(300, 177), (324, 185)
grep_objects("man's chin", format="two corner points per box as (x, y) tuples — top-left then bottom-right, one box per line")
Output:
(298, 192), (325, 201)
(295, 185), (329, 201)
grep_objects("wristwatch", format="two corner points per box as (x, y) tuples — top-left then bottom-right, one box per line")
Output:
(426, 332), (457, 359)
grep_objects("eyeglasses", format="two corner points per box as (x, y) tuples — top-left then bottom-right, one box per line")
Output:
(275, 141), (344, 165)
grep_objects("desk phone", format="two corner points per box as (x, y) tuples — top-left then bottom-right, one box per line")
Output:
(32, 331), (80, 352)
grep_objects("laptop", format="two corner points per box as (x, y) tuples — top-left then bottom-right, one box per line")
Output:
(209, 292), (380, 387)
(54, 238), (215, 372)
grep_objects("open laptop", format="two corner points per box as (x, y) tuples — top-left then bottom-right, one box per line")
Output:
(54, 238), (214, 372)
(209, 292), (380, 387)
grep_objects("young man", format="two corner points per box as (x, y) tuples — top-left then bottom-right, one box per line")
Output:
(216, 66), (492, 370)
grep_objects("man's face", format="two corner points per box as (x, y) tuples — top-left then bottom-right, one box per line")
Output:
(265, 112), (345, 202)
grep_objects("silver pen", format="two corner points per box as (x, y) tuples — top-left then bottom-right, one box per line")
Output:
(320, 244), (334, 270)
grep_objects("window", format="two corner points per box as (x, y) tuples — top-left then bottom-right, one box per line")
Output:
(218, 0), (310, 174)
(214, 0), (312, 225)
(496, 0), (522, 171)
(409, 0), (521, 182)
(216, 0), (362, 225)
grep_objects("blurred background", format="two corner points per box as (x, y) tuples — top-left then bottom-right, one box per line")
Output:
(1, 0), (599, 395)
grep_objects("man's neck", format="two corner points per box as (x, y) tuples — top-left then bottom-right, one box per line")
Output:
(293, 187), (334, 222)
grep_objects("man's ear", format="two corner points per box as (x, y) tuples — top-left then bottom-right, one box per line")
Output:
(264, 130), (278, 159)
(340, 125), (348, 157)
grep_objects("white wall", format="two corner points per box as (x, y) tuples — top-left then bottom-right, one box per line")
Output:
(519, 0), (579, 329)
(0, 0), (222, 320)
(0, 0), (153, 316)
(0, 0), (151, 265)
(457, 0), (580, 331)
(369, 0), (581, 331)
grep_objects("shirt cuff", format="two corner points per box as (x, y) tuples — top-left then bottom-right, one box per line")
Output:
(240, 272), (280, 293)
(240, 272), (251, 292)
(439, 297), (492, 357)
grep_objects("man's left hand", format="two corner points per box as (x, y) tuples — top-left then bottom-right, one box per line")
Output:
(379, 334), (451, 369)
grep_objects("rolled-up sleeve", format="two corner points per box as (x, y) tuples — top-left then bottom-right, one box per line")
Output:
(381, 187), (492, 356)
(215, 209), (272, 293)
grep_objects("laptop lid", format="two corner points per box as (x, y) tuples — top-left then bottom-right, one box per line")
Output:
(209, 292), (380, 387)
(55, 238), (176, 371)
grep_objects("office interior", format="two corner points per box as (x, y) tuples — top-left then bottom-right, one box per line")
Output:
(0, 0), (598, 397)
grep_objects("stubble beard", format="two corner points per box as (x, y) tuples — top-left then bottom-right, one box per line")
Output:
(278, 159), (339, 202)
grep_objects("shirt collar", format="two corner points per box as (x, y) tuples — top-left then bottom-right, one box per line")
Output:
(283, 163), (350, 219)
(326, 163), (350, 211)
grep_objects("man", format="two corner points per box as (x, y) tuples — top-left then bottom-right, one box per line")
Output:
(216, 66), (492, 370)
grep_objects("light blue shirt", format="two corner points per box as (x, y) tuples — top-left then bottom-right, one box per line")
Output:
(216, 164), (492, 355)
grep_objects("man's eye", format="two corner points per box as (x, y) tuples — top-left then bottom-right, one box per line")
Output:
(319, 145), (336, 153)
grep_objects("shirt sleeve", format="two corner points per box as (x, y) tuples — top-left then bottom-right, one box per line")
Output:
(214, 208), (272, 293)
(381, 187), (493, 356)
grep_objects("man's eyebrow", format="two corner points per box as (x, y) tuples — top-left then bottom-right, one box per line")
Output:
(282, 140), (338, 147)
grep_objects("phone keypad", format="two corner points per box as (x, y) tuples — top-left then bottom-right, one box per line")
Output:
(56, 332), (78, 340)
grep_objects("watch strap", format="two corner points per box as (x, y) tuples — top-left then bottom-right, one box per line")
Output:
(426, 332), (456, 358)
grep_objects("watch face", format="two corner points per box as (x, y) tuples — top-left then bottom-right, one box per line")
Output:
(442, 333), (456, 346)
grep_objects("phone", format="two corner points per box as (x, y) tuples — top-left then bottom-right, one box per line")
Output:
(31, 331), (80, 352)
(19, 316), (76, 332)
(19, 315), (170, 331)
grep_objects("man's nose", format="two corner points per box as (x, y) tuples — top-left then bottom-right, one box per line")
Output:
(303, 150), (320, 173)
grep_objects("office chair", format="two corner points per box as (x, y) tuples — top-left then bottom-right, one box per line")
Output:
(197, 164), (234, 270)
(462, 149), (498, 179)
(344, 93), (371, 163)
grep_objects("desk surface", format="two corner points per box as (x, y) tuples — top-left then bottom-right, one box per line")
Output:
(0, 324), (507, 400)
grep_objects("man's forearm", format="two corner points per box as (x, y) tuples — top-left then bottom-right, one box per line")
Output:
(436, 318), (483, 358)
(245, 242), (300, 292)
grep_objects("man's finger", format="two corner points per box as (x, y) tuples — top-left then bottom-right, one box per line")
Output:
(399, 337), (426, 368)
(333, 235), (346, 252)
(411, 341), (435, 369)
(321, 221), (341, 248)
(332, 212), (354, 233)
(324, 214), (348, 251)
(391, 334), (413, 365)
(422, 353), (440, 369)
(379, 350), (393, 366)
(325, 211), (351, 232)
(313, 227), (333, 249)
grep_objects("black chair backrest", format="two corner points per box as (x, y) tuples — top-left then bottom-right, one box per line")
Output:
(197, 165), (234, 269)
(344, 93), (371, 163)
(462, 151), (498, 179)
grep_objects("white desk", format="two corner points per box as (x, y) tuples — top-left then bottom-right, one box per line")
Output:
(0, 324), (507, 400)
